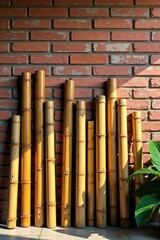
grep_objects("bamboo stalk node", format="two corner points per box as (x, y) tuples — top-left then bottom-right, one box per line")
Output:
(10, 143), (20, 146)
(63, 171), (72, 175)
(21, 215), (31, 218)
(7, 218), (17, 221)
(61, 205), (71, 209)
(119, 134), (128, 138)
(21, 108), (32, 112)
(88, 147), (94, 150)
(76, 140), (86, 143)
(20, 181), (31, 184)
(47, 203), (57, 206)
(133, 139), (142, 142)
(96, 170), (106, 173)
(65, 99), (74, 102)
(35, 168), (44, 171)
(107, 169), (116, 173)
(35, 130), (44, 134)
(9, 181), (19, 184)
(34, 97), (45, 100)
(76, 173), (86, 176)
(46, 158), (56, 162)
(63, 133), (73, 136)
(97, 209), (107, 213)
(35, 205), (45, 209)
(76, 204), (86, 207)
(21, 144), (32, 147)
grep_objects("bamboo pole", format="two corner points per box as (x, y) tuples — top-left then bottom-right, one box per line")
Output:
(107, 78), (118, 226)
(35, 70), (45, 227)
(61, 79), (74, 227)
(118, 99), (130, 228)
(75, 100), (86, 228)
(6, 115), (20, 229)
(21, 72), (31, 227)
(96, 95), (107, 228)
(87, 121), (95, 227)
(132, 111), (143, 205)
(45, 101), (56, 228)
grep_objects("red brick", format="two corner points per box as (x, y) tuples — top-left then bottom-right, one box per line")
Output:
(54, 19), (91, 29)
(0, 8), (26, 17)
(0, 0), (10, 5)
(110, 55), (148, 64)
(133, 89), (160, 99)
(127, 100), (150, 110)
(12, 19), (50, 29)
(142, 122), (160, 131)
(13, 66), (50, 75)
(0, 89), (11, 98)
(0, 66), (11, 76)
(0, 54), (28, 64)
(94, 19), (132, 29)
(0, 20), (9, 29)
(75, 88), (92, 98)
(12, 42), (49, 52)
(152, 132), (160, 141)
(70, 8), (108, 17)
(53, 89), (62, 98)
(31, 54), (68, 64)
(0, 111), (10, 120)
(0, 31), (28, 40)
(13, 0), (52, 5)
(93, 66), (131, 76)
(117, 88), (131, 98)
(0, 77), (18, 87)
(118, 77), (148, 87)
(94, 43), (131, 52)
(149, 111), (160, 120)
(135, 19), (160, 29)
(70, 54), (108, 64)
(136, 0), (160, 5)
(111, 8), (149, 17)
(134, 43), (160, 52)
(95, 0), (132, 5)
(151, 8), (160, 17)
(150, 78), (160, 87)
(152, 100), (160, 109)
(151, 55), (160, 64)
(29, 8), (67, 17)
(31, 31), (68, 40)
(112, 31), (149, 41)
(52, 43), (91, 52)
(54, 0), (92, 5)
(0, 100), (18, 109)
(0, 43), (9, 52)
(71, 31), (109, 41)
(152, 32), (160, 41)
(53, 66), (91, 76)
(134, 66), (160, 76)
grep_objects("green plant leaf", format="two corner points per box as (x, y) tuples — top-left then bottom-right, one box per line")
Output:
(149, 141), (160, 171)
(135, 180), (160, 197)
(128, 168), (160, 182)
(135, 194), (160, 228)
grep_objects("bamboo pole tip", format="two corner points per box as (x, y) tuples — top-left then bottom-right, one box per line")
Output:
(132, 111), (141, 118)
(22, 72), (31, 80)
(118, 98), (127, 105)
(12, 115), (20, 122)
(107, 78), (117, 97)
(45, 100), (54, 108)
(36, 70), (45, 78)
(65, 79), (74, 99)
(96, 95), (106, 103)
(76, 100), (86, 109)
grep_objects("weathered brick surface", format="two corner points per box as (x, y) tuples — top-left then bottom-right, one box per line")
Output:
(0, 0), (160, 226)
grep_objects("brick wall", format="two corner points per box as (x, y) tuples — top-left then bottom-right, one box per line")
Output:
(0, 0), (160, 225)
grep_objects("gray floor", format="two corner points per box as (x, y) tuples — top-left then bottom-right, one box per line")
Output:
(0, 225), (159, 240)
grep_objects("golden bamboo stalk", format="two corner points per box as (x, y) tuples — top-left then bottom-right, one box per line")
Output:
(96, 95), (106, 228)
(107, 78), (118, 226)
(87, 121), (95, 227)
(35, 70), (45, 227)
(45, 101), (56, 228)
(61, 80), (74, 227)
(75, 101), (86, 228)
(118, 99), (130, 228)
(21, 72), (31, 227)
(132, 111), (143, 206)
(6, 115), (20, 229)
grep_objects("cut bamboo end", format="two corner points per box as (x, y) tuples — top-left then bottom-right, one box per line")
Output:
(64, 79), (74, 100)
(6, 115), (20, 229)
(107, 78), (117, 98)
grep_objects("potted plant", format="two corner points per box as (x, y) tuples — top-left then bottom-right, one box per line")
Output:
(128, 140), (160, 227)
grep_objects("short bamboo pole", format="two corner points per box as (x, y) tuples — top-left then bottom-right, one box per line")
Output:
(87, 121), (95, 227)
(45, 101), (56, 228)
(21, 72), (31, 227)
(118, 99), (130, 228)
(6, 115), (20, 229)
(96, 95), (107, 228)
(61, 80), (74, 227)
(75, 101), (86, 228)
(35, 70), (45, 227)
(132, 111), (143, 205)
(107, 78), (118, 226)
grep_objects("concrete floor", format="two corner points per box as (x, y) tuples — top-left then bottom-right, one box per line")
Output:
(0, 225), (159, 240)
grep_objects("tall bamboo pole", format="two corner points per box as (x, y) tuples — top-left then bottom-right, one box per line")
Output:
(21, 72), (31, 227)
(87, 121), (95, 227)
(132, 111), (143, 205)
(118, 99), (130, 228)
(96, 95), (106, 228)
(75, 100), (86, 228)
(45, 101), (56, 228)
(107, 78), (118, 226)
(61, 80), (74, 227)
(35, 70), (45, 227)
(6, 115), (20, 229)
